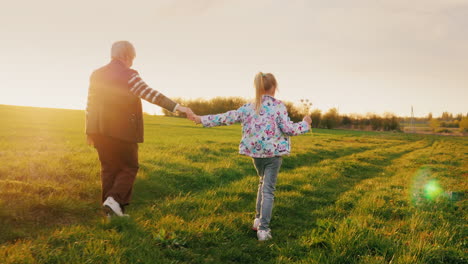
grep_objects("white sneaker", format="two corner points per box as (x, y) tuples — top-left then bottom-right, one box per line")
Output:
(103, 196), (124, 216)
(252, 218), (260, 231)
(257, 230), (272, 241)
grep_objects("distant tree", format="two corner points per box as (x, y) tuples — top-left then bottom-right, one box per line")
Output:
(430, 119), (440, 132)
(163, 97), (311, 123)
(369, 114), (383, 130)
(284, 101), (302, 122)
(382, 113), (400, 131)
(427, 112), (433, 121)
(347, 114), (364, 130)
(441, 112), (452, 121)
(438, 118), (460, 128)
(160, 96), (421, 134)
(322, 108), (341, 129)
(460, 117), (468, 132)
(310, 109), (321, 128)
(358, 114), (370, 130)
(341, 115), (352, 127)
(162, 97), (248, 117)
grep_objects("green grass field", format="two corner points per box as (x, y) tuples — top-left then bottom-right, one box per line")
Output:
(0, 105), (466, 264)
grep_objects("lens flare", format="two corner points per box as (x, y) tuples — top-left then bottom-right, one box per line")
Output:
(424, 179), (443, 201)
(410, 167), (445, 205)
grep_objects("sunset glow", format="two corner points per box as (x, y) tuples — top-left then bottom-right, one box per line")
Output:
(0, 0), (467, 116)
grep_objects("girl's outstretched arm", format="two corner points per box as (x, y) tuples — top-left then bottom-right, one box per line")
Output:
(277, 104), (311, 136)
(200, 109), (242, 127)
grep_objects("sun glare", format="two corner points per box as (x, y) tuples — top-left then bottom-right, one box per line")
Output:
(410, 167), (447, 204)
(424, 179), (443, 201)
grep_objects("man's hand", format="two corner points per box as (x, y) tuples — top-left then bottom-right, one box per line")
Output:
(176, 105), (198, 122)
(303, 115), (312, 125)
(183, 107), (196, 121)
(176, 105), (188, 113)
(176, 105), (193, 117)
(185, 108), (195, 120)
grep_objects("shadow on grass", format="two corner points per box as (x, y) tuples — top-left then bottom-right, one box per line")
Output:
(0, 138), (425, 263)
(0, 184), (101, 243)
(139, 142), (430, 263)
(130, 141), (404, 209)
(266, 142), (431, 262)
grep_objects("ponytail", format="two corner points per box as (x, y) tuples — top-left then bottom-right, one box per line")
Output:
(254, 72), (265, 114)
(253, 72), (278, 114)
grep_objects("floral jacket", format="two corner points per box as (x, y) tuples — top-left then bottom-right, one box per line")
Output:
(201, 95), (310, 158)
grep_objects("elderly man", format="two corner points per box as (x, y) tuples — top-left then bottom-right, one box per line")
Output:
(86, 41), (192, 217)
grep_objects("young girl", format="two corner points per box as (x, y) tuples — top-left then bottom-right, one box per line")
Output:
(192, 72), (311, 241)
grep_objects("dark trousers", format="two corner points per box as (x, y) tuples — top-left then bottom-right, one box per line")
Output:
(91, 134), (139, 206)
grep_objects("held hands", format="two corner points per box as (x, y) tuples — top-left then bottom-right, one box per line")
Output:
(177, 105), (201, 124)
(183, 107), (201, 124)
(191, 115), (202, 124)
(176, 105), (194, 118)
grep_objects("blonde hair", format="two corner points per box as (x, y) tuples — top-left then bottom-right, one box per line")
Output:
(254, 72), (277, 114)
(111, 41), (136, 61)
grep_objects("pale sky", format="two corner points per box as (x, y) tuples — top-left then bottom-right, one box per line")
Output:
(0, 0), (467, 117)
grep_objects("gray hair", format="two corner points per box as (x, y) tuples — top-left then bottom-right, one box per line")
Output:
(111, 41), (136, 60)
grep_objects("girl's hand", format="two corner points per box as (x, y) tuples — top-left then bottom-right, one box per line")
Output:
(187, 112), (202, 124)
(303, 115), (312, 125)
(193, 115), (202, 124)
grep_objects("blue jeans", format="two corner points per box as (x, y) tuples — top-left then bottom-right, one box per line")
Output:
(253, 156), (283, 231)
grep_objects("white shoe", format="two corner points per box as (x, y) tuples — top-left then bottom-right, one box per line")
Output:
(103, 196), (124, 216)
(257, 230), (272, 241)
(252, 218), (260, 231)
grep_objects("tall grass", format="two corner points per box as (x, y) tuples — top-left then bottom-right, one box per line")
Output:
(0, 105), (466, 263)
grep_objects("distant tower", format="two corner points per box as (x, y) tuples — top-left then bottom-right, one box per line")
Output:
(411, 106), (415, 133)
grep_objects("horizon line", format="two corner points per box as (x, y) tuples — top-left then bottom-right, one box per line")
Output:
(2, 103), (464, 119)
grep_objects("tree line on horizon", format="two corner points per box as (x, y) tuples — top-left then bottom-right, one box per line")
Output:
(162, 97), (468, 132)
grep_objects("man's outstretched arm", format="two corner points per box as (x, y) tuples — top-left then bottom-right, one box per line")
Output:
(128, 72), (188, 113)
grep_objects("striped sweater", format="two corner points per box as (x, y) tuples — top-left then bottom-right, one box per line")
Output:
(127, 72), (179, 112)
